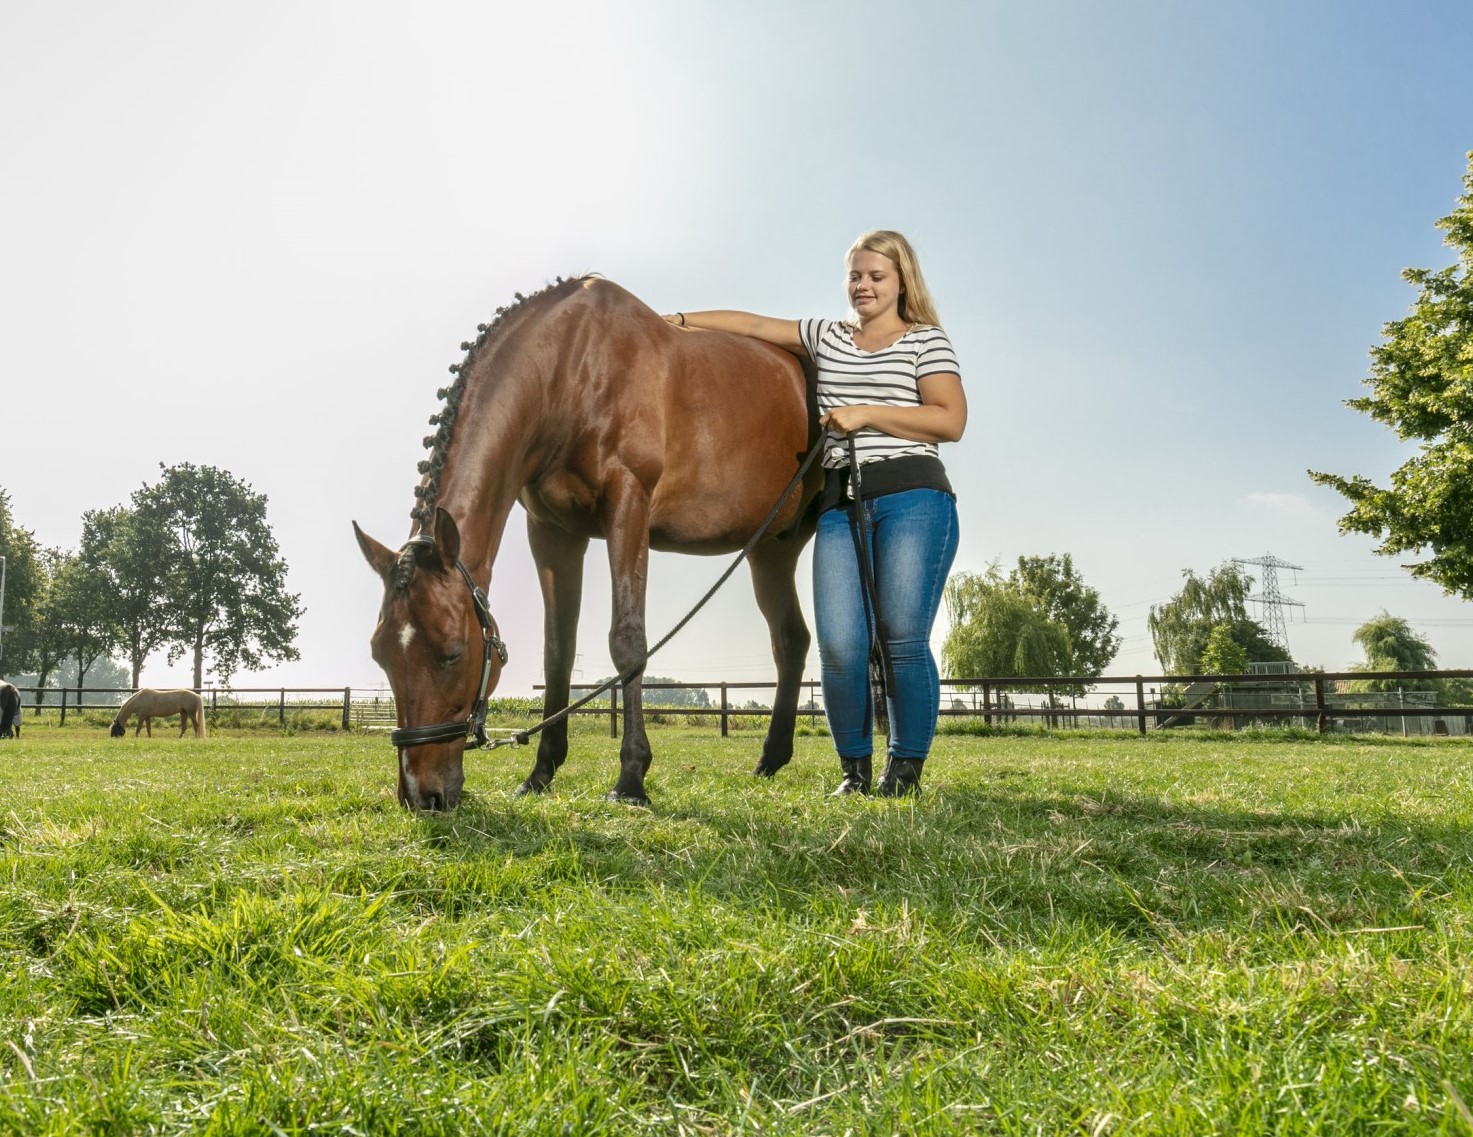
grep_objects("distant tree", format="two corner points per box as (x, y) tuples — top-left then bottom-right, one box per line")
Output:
(16, 548), (68, 707)
(1200, 623), (1250, 675)
(130, 464), (303, 688)
(48, 552), (119, 697)
(1309, 152), (1473, 599)
(0, 489), (45, 675)
(942, 567), (1071, 690)
(603, 676), (712, 708)
(12, 656), (130, 702)
(1347, 612), (1439, 694)
(1147, 564), (1292, 675)
(1011, 553), (1121, 678)
(81, 506), (173, 688)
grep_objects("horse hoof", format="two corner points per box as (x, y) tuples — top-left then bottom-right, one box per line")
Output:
(752, 760), (786, 778)
(606, 790), (651, 807)
(514, 780), (549, 797)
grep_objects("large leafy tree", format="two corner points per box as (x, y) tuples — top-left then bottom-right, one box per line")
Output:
(130, 464), (303, 688)
(47, 552), (119, 697)
(1147, 564), (1292, 675)
(1011, 553), (1121, 678)
(941, 567), (1072, 690)
(81, 506), (173, 688)
(1309, 152), (1473, 598)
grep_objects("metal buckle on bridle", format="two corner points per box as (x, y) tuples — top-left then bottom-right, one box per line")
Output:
(388, 538), (509, 751)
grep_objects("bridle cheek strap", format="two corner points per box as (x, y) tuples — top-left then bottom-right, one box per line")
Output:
(388, 544), (507, 751)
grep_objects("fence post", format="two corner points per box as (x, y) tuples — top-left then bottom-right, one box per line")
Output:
(342, 687), (352, 731)
(279, 688), (286, 727)
(982, 681), (992, 727)
(1314, 677), (1327, 735)
(60, 687), (68, 727)
(1135, 677), (1147, 736)
(720, 683), (729, 738)
(610, 684), (619, 738)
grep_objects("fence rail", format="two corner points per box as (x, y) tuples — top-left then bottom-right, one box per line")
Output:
(538, 670), (1473, 739)
(7, 670), (1473, 738)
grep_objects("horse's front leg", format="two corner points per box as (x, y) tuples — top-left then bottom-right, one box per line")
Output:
(748, 536), (814, 777)
(601, 471), (653, 805)
(519, 516), (589, 796)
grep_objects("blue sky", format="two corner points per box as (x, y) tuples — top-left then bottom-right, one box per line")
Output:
(3, 1), (1471, 694)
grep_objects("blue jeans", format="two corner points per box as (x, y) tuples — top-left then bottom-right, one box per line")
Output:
(813, 489), (959, 763)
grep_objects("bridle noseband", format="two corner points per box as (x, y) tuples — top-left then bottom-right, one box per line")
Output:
(388, 536), (508, 751)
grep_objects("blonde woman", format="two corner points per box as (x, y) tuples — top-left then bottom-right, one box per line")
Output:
(666, 231), (967, 797)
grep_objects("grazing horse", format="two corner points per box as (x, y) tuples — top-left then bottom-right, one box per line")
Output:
(110, 688), (207, 738)
(0, 682), (19, 739)
(354, 276), (821, 810)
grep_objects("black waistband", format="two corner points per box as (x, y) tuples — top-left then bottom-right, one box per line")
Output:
(820, 454), (954, 513)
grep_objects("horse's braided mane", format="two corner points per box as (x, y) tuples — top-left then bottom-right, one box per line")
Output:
(409, 275), (589, 528)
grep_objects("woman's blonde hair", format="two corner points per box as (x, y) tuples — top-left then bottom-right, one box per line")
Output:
(846, 229), (942, 328)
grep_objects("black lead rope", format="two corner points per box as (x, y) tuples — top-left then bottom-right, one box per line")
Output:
(467, 430), (830, 751)
(844, 435), (896, 734)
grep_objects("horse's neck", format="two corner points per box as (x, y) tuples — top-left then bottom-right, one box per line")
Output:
(432, 372), (545, 581)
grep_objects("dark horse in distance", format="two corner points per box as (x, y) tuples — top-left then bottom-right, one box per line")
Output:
(355, 277), (821, 810)
(0, 682), (20, 739)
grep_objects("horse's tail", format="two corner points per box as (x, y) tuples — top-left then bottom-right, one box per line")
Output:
(194, 693), (207, 738)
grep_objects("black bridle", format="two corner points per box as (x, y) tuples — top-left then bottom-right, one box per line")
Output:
(388, 536), (508, 751)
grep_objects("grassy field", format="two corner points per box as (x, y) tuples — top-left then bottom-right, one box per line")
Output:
(3, 722), (1473, 1135)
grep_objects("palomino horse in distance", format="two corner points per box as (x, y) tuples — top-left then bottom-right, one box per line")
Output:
(110, 688), (207, 738)
(354, 276), (821, 810)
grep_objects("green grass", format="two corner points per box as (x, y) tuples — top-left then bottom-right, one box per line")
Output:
(3, 724), (1473, 1134)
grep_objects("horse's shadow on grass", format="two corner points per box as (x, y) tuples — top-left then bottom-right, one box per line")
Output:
(412, 776), (1469, 942)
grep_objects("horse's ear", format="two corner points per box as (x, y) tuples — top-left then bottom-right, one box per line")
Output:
(433, 508), (462, 565)
(353, 522), (398, 578)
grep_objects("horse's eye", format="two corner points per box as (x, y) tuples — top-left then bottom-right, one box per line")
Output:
(439, 646), (465, 669)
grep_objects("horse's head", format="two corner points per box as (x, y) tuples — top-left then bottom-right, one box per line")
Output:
(109, 722), (125, 738)
(354, 508), (505, 811)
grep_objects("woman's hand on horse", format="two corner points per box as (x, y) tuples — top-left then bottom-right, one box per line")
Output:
(660, 310), (806, 353)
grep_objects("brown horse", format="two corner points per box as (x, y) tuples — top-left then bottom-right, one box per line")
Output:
(110, 688), (207, 738)
(354, 276), (821, 810)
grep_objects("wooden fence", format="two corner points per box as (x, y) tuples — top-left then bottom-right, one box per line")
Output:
(8, 670), (1473, 738)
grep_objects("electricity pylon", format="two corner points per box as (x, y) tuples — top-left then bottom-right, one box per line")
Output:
(1232, 553), (1304, 653)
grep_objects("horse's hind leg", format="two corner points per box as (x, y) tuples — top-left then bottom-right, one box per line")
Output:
(748, 537), (814, 778)
(519, 516), (589, 795)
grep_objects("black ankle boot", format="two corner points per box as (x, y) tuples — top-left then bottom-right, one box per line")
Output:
(877, 757), (923, 798)
(829, 756), (872, 797)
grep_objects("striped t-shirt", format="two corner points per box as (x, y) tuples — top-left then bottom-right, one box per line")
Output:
(798, 318), (962, 469)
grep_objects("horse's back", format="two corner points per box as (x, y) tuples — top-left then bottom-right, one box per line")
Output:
(523, 279), (817, 549)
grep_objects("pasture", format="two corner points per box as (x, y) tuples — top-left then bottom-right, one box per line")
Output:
(3, 723), (1473, 1135)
